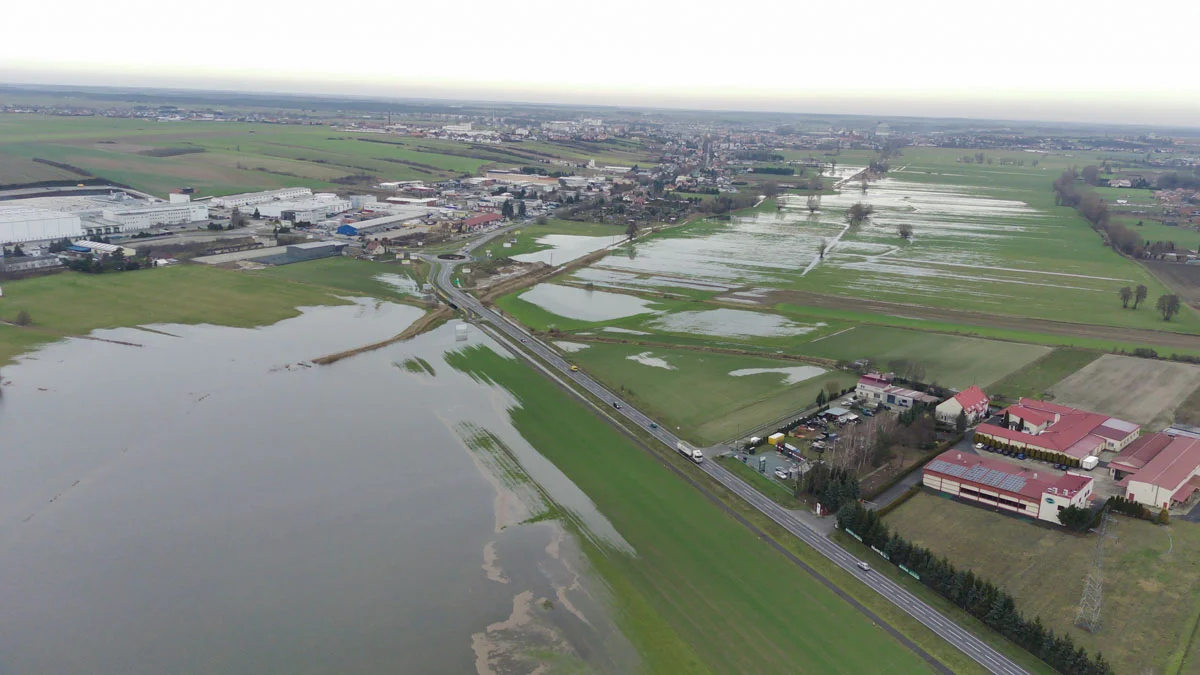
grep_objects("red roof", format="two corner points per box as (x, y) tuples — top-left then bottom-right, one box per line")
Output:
(858, 373), (892, 389)
(979, 399), (1140, 459)
(1111, 433), (1175, 473)
(1007, 405), (1056, 427)
(1129, 436), (1200, 492)
(954, 385), (990, 411)
(924, 450), (1092, 502)
(463, 213), (503, 228)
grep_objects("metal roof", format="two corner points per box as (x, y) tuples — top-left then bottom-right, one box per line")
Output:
(927, 459), (1028, 494)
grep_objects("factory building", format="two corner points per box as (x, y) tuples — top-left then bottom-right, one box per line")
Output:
(211, 187), (313, 209)
(923, 450), (1094, 525)
(100, 203), (209, 232)
(0, 205), (84, 243)
(255, 196), (351, 222)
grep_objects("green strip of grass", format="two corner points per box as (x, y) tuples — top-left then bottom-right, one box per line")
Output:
(714, 455), (803, 508)
(445, 344), (936, 674)
(986, 349), (1101, 401)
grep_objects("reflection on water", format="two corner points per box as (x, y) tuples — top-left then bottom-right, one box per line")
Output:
(518, 283), (660, 322)
(0, 300), (635, 674)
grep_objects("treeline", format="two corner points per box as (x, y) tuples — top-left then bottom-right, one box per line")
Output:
(1053, 169), (1157, 257)
(750, 167), (794, 176)
(837, 502), (1114, 675)
(734, 151), (784, 162)
(797, 465), (860, 513)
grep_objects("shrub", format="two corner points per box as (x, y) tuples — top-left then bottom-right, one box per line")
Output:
(13, 310), (31, 326)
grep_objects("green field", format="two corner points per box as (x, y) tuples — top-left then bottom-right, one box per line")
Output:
(252, 257), (425, 304)
(564, 341), (857, 444)
(886, 492), (1200, 675)
(0, 265), (348, 365)
(0, 115), (657, 197)
(445, 344), (935, 674)
(795, 324), (1051, 390)
(985, 348), (1102, 402)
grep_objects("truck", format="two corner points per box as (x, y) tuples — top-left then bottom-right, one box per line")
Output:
(1080, 456), (1099, 471)
(676, 441), (704, 464)
(767, 432), (786, 445)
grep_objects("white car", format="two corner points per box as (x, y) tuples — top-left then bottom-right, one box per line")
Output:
(856, 561), (871, 572)
(974, 442), (985, 450)
(774, 468), (789, 480)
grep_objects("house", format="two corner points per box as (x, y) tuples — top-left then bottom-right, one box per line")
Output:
(462, 213), (503, 231)
(855, 372), (939, 411)
(974, 398), (1140, 468)
(1108, 179), (1132, 188)
(923, 450), (1094, 525)
(364, 241), (385, 256)
(936, 386), (991, 426)
(1109, 433), (1200, 509)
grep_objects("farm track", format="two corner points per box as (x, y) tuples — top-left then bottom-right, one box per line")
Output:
(770, 290), (1200, 349)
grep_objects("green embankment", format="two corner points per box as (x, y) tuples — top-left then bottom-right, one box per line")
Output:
(445, 344), (935, 674)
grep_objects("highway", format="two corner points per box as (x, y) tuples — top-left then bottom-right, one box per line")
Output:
(427, 229), (1029, 675)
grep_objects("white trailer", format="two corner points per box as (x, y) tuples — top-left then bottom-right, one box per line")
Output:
(1080, 456), (1099, 471)
(676, 441), (704, 463)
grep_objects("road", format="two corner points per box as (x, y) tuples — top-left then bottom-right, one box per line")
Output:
(427, 233), (1029, 675)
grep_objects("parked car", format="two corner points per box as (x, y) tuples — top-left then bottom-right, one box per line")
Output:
(862, 410), (874, 417)
(974, 443), (985, 450)
(774, 468), (789, 480)
(1017, 453), (1027, 461)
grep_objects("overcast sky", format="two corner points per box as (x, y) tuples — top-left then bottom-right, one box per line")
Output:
(3, 0), (1198, 126)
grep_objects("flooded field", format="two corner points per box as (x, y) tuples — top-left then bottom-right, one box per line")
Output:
(516, 283), (661, 322)
(512, 234), (616, 266)
(649, 308), (821, 338)
(589, 174), (1170, 327)
(729, 365), (827, 385)
(0, 303), (635, 675)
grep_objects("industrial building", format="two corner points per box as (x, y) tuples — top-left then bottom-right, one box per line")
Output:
(974, 398), (1140, 467)
(251, 241), (348, 265)
(100, 202), (209, 232)
(0, 205), (84, 243)
(0, 254), (63, 274)
(855, 372), (940, 411)
(255, 195), (351, 222)
(1110, 433), (1200, 509)
(923, 450), (1094, 525)
(211, 187), (312, 209)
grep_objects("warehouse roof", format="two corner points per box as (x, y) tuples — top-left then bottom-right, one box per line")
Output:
(925, 450), (1092, 501)
(1111, 433), (1175, 474)
(978, 398), (1139, 459)
(1128, 436), (1200, 493)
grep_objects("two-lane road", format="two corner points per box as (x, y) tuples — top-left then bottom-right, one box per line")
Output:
(429, 239), (1028, 675)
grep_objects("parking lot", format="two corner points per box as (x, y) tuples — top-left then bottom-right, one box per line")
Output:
(964, 427), (1123, 499)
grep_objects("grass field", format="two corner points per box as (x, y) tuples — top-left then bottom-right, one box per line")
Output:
(795, 325), (1051, 390)
(0, 115), (657, 197)
(0, 265), (349, 365)
(885, 492), (1200, 675)
(985, 349), (1101, 402)
(564, 341), (857, 444)
(715, 454), (803, 508)
(445, 344), (935, 674)
(252, 257), (425, 304)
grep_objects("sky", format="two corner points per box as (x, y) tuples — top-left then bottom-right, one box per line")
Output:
(3, 0), (1198, 126)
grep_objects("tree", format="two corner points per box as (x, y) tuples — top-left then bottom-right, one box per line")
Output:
(847, 202), (873, 226)
(1081, 165), (1100, 186)
(517, 201), (527, 218)
(817, 238), (828, 259)
(1057, 505), (1092, 531)
(1156, 507), (1171, 525)
(11, 244), (25, 257)
(955, 409), (968, 434)
(897, 223), (914, 240)
(806, 194), (820, 213)
(816, 389), (827, 407)
(252, 208), (261, 219)
(824, 380), (842, 398)
(13, 310), (31, 326)
(500, 200), (514, 219)
(230, 208), (246, 228)
(1157, 294), (1181, 321)
(1119, 286), (1132, 308)
(760, 182), (780, 198)
(1133, 284), (1148, 309)
(625, 220), (639, 241)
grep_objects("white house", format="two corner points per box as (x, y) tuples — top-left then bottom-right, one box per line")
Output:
(936, 385), (991, 426)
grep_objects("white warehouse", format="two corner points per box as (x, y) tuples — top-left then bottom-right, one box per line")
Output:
(211, 187), (313, 209)
(256, 196), (351, 222)
(0, 205), (84, 243)
(101, 203), (209, 232)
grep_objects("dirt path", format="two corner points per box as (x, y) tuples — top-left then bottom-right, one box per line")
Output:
(768, 289), (1200, 350)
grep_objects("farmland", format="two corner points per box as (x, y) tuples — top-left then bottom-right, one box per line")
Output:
(885, 491), (1200, 675)
(445, 344), (936, 674)
(985, 349), (1102, 402)
(1047, 354), (1200, 430)
(562, 341), (857, 444)
(0, 115), (656, 197)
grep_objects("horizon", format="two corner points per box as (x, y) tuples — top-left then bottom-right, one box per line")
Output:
(3, 0), (1198, 128)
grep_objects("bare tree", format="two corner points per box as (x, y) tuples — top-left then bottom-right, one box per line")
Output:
(847, 202), (874, 226)
(897, 223), (914, 240)
(806, 194), (821, 213)
(817, 238), (828, 259)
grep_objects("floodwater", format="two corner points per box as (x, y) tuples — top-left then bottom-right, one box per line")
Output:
(512, 234), (617, 266)
(729, 365), (827, 385)
(517, 283), (660, 322)
(626, 352), (676, 370)
(374, 272), (422, 296)
(650, 308), (820, 338)
(0, 301), (636, 675)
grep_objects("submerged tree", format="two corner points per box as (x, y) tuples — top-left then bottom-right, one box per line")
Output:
(897, 223), (914, 240)
(806, 194), (821, 213)
(847, 202), (874, 226)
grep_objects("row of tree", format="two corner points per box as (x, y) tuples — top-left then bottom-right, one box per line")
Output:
(836, 502), (1113, 675)
(1053, 169), (1178, 262)
(797, 464), (860, 513)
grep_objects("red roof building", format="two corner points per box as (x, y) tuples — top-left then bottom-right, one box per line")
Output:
(462, 212), (503, 230)
(974, 398), (1140, 466)
(855, 372), (939, 412)
(935, 385), (991, 425)
(923, 450), (1094, 525)
(1112, 433), (1200, 509)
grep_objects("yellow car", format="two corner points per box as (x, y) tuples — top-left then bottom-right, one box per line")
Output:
(570, 365), (580, 372)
